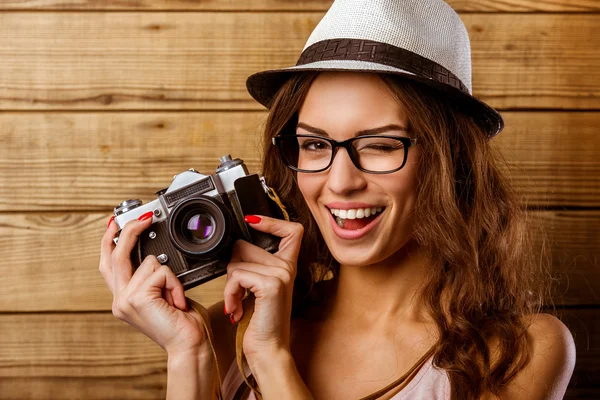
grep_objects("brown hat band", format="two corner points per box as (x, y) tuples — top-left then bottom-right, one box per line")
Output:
(296, 38), (469, 95)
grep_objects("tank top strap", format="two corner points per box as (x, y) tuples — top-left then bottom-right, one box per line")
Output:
(358, 345), (436, 400)
(229, 345), (437, 400)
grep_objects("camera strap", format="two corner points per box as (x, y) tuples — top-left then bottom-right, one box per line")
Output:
(186, 297), (226, 399)
(227, 183), (292, 400)
(184, 183), (290, 400)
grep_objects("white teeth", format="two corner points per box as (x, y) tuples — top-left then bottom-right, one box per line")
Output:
(328, 206), (385, 220)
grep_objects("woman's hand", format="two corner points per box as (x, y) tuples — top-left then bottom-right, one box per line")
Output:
(99, 213), (209, 358)
(223, 214), (304, 363)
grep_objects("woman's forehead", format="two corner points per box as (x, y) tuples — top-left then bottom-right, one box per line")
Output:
(298, 72), (409, 133)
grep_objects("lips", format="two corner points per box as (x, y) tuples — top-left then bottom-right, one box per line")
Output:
(326, 205), (385, 240)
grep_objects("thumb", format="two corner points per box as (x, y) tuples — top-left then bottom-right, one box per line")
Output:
(142, 265), (187, 311)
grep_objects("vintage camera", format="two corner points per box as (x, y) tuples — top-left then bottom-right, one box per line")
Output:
(112, 155), (283, 291)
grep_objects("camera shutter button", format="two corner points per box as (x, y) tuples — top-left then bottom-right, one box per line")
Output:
(157, 254), (168, 264)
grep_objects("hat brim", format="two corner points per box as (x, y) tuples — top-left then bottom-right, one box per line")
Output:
(246, 61), (504, 139)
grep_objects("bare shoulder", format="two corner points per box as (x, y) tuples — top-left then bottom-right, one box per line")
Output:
(206, 300), (237, 381)
(495, 313), (576, 400)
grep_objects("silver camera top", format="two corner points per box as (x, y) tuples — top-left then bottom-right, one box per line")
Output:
(113, 155), (250, 230)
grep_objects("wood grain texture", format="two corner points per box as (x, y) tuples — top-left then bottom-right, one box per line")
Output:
(0, 111), (268, 211)
(0, 309), (596, 399)
(1, 111), (598, 211)
(0, 312), (168, 399)
(0, 0), (598, 12)
(537, 210), (600, 306)
(0, 209), (597, 312)
(0, 210), (227, 311)
(0, 1), (596, 399)
(491, 112), (600, 207)
(0, 13), (598, 110)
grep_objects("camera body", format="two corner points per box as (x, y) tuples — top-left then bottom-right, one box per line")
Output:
(113, 155), (282, 291)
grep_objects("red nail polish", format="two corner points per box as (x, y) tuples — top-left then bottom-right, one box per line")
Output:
(107, 215), (115, 228)
(244, 215), (261, 224)
(224, 304), (228, 315)
(229, 313), (236, 324)
(138, 211), (154, 221)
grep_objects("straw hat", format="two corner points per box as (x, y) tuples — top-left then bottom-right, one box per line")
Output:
(246, 0), (503, 139)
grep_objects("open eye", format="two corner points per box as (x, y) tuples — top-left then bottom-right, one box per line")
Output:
(299, 138), (332, 152)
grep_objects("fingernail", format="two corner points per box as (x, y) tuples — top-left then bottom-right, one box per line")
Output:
(138, 211), (154, 222)
(244, 215), (261, 224)
(107, 215), (115, 228)
(229, 313), (236, 324)
(224, 304), (228, 315)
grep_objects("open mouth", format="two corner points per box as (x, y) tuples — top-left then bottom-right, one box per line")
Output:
(327, 206), (386, 231)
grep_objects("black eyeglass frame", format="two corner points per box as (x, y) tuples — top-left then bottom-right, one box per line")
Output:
(272, 134), (418, 174)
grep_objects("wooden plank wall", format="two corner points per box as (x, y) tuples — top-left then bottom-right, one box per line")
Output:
(0, 1), (598, 398)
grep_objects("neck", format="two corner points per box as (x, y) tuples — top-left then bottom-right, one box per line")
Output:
(327, 240), (432, 329)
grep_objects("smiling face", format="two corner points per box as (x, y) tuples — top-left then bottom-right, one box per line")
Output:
(296, 72), (420, 267)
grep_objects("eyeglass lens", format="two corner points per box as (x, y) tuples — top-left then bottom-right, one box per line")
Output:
(278, 135), (408, 173)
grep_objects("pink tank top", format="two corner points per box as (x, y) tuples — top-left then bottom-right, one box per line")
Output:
(220, 354), (450, 400)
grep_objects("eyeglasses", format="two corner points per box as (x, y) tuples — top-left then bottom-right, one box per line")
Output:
(272, 134), (418, 174)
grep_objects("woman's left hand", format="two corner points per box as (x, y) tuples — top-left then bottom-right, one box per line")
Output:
(223, 214), (304, 362)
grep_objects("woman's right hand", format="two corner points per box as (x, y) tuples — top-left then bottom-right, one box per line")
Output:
(99, 212), (209, 357)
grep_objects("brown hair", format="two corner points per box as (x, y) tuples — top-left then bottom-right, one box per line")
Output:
(259, 71), (551, 399)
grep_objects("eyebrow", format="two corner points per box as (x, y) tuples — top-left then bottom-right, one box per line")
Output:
(296, 122), (408, 137)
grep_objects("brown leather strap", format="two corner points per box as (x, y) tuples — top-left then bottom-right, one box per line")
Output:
(186, 297), (225, 400)
(235, 293), (263, 399)
(182, 184), (288, 399)
(228, 185), (292, 399)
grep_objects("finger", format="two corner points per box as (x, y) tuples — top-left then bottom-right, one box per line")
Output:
(230, 239), (283, 268)
(227, 261), (293, 287)
(139, 265), (187, 311)
(99, 215), (120, 293)
(244, 215), (304, 264)
(111, 212), (154, 293)
(127, 255), (161, 291)
(224, 268), (284, 323)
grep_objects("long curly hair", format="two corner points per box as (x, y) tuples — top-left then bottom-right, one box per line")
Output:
(258, 71), (551, 399)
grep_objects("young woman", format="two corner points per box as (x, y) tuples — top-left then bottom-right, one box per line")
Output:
(99, 1), (575, 399)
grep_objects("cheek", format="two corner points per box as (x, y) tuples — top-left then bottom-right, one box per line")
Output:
(297, 173), (327, 221)
(297, 173), (319, 203)
(297, 174), (309, 201)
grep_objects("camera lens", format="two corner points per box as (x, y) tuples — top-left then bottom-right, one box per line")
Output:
(185, 213), (215, 243)
(169, 196), (234, 258)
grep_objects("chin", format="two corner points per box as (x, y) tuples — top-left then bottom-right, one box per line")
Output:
(326, 232), (417, 268)
(324, 235), (386, 266)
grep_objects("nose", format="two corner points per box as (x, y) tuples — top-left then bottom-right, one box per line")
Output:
(326, 147), (367, 195)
